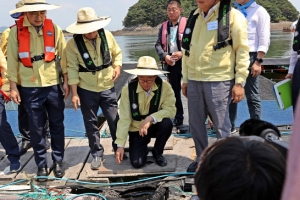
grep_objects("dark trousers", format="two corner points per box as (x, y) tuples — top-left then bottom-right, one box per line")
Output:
(167, 61), (184, 120)
(17, 85), (50, 143)
(21, 85), (65, 167)
(229, 52), (261, 128)
(0, 93), (20, 164)
(77, 87), (118, 158)
(128, 118), (173, 168)
(292, 59), (300, 113)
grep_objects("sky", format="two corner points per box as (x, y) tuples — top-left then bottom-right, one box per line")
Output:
(0, 0), (299, 31)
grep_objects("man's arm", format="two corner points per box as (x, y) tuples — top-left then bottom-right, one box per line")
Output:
(285, 50), (298, 79)
(155, 25), (168, 61)
(106, 31), (122, 82)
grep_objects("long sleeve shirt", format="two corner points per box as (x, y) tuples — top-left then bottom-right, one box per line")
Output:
(0, 49), (9, 91)
(245, 2), (270, 53)
(288, 49), (299, 74)
(0, 28), (10, 58)
(66, 30), (122, 92)
(115, 80), (176, 147)
(6, 16), (66, 87)
(182, 4), (250, 85)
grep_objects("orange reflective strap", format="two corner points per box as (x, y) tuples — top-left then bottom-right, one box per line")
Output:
(43, 19), (56, 62)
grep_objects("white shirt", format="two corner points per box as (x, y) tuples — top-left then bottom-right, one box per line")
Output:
(288, 49), (299, 74)
(245, 2), (270, 53)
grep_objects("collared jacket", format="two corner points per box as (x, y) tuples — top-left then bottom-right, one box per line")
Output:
(182, 3), (250, 85)
(115, 80), (176, 147)
(66, 30), (122, 92)
(0, 28), (10, 58)
(6, 16), (66, 87)
(0, 49), (9, 91)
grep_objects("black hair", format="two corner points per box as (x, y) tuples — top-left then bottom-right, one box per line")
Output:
(194, 137), (286, 200)
(239, 119), (281, 137)
(167, 0), (181, 8)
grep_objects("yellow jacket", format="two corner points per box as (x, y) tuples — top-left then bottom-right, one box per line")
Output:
(6, 16), (67, 87)
(115, 80), (176, 147)
(0, 27), (10, 58)
(182, 4), (249, 84)
(0, 49), (9, 91)
(66, 30), (122, 92)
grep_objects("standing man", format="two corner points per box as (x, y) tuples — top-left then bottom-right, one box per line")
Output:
(181, 0), (249, 172)
(155, 0), (187, 127)
(115, 56), (176, 168)
(65, 7), (122, 170)
(7, 0), (69, 179)
(0, 49), (21, 173)
(1, 0), (50, 156)
(229, 0), (270, 133)
(285, 19), (300, 112)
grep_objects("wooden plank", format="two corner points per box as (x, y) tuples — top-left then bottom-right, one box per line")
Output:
(0, 147), (34, 182)
(48, 138), (90, 186)
(124, 135), (174, 151)
(15, 139), (71, 183)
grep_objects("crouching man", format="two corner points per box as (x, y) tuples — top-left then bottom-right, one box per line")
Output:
(115, 56), (176, 168)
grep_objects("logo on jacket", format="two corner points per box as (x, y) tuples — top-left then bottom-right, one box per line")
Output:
(132, 103), (138, 110)
(83, 53), (89, 59)
(295, 31), (299, 37)
(185, 28), (191, 34)
(47, 31), (53, 36)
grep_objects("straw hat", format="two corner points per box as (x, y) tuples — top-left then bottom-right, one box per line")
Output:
(9, 0), (60, 15)
(10, 0), (24, 19)
(124, 56), (169, 76)
(66, 7), (111, 34)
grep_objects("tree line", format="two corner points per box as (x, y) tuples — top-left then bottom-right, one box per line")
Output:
(123, 0), (299, 27)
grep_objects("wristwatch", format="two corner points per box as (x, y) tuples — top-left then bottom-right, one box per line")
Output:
(255, 57), (263, 64)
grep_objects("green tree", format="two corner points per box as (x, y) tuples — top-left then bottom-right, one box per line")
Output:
(123, 0), (299, 27)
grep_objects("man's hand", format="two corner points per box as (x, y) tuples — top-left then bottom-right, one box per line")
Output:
(182, 83), (188, 98)
(10, 87), (21, 105)
(232, 84), (244, 103)
(113, 65), (121, 82)
(171, 51), (182, 62)
(139, 116), (153, 137)
(63, 82), (70, 100)
(165, 55), (174, 66)
(251, 62), (262, 77)
(72, 95), (81, 110)
(285, 73), (293, 80)
(116, 147), (124, 164)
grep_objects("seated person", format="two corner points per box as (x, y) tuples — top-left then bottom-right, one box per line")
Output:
(194, 137), (286, 200)
(115, 56), (176, 168)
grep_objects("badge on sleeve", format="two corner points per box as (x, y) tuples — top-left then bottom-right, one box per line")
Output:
(83, 53), (89, 59)
(132, 103), (138, 109)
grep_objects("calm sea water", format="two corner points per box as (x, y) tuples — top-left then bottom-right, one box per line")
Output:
(66, 30), (294, 62)
(116, 30), (294, 62)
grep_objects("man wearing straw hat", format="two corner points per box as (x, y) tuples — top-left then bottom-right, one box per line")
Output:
(7, 0), (69, 179)
(65, 7), (122, 170)
(1, 0), (51, 156)
(115, 56), (176, 168)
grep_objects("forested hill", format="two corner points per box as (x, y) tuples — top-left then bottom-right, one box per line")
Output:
(123, 0), (299, 27)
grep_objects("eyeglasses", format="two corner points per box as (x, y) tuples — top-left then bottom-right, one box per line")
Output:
(167, 8), (179, 13)
(138, 79), (155, 84)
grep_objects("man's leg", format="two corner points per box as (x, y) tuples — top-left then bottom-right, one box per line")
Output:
(128, 131), (151, 168)
(187, 80), (208, 171)
(98, 87), (119, 153)
(45, 85), (65, 178)
(168, 62), (184, 125)
(78, 87), (104, 169)
(0, 94), (20, 171)
(229, 101), (237, 133)
(245, 53), (261, 120)
(205, 80), (234, 139)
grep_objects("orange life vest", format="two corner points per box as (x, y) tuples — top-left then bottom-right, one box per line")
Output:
(0, 74), (2, 88)
(16, 16), (56, 67)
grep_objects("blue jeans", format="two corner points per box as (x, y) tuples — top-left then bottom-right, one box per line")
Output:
(229, 52), (261, 128)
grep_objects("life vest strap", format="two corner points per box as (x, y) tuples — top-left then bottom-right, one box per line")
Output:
(213, 39), (232, 51)
(78, 64), (110, 74)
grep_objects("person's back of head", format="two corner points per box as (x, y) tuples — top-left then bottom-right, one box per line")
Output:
(194, 137), (286, 200)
